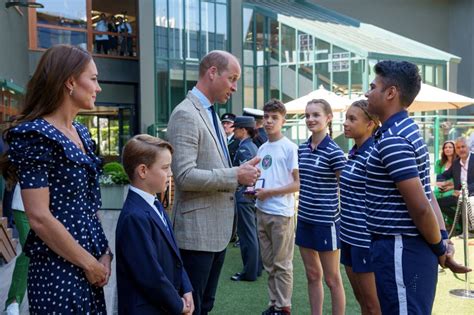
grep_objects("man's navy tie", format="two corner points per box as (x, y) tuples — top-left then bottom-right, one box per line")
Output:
(209, 105), (231, 166)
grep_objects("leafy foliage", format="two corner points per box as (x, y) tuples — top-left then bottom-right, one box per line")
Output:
(99, 162), (129, 185)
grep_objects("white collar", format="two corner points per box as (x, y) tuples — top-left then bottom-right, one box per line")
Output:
(129, 185), (156, 208)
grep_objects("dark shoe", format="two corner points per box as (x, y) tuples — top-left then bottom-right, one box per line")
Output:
(230, 272), (243, 281)
(262, 306), (291, 315)
(262, 306), (275, 315)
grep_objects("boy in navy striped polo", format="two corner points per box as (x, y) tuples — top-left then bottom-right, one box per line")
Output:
(365, 61), (446, 314)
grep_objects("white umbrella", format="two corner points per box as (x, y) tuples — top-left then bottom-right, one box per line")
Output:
(285, 85), (350, 114)
(408, 83), (474, 112)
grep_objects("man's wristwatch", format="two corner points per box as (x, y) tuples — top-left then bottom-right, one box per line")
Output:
(104, 248), (114, 260)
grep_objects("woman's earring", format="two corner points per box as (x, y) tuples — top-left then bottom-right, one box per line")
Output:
(69, 88), (74, 96)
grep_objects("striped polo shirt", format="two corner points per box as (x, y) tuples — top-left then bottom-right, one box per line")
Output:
(339, 137), (374, 248)
(365, 111), (431, 236)
(298, 135), (346, 225)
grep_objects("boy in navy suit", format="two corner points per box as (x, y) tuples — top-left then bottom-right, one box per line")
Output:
(116, 134), (194, 315)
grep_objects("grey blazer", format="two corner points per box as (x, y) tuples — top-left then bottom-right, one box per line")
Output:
(167, 92), (238, 252)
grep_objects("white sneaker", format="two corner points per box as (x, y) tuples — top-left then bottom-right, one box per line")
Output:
(5, 302), (19, 315)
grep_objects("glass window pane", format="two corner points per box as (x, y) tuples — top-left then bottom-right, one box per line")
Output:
(186, 63), (199, 91)
(243, 8), (254, 66)
(315, 62), (330, 91)
(185, 0), (199, 60)
(269, 66), (280, 101)
(298, 31), (313, 64)
(155, 0), (168, 58)
(169, 0), (184, 59)
(350, 59), (365, 96)
(170, 62), (185, 111)
(201, 1), (215, 55)
(436, 65), (445, 88)
(425, 65), (434, 85)
(255, 13), (264, 66)
(268, 19), (279, 65)
(37, 27), (87, 49)
(244, 67), (254, 108)
(315, 38), (330, 61)
(281, 24), (296, 63)
(256, 67), (264, 108)
(37, 0), (86, 29)
(281, 65), (296, 102)
(298, 64), (313, 97)
(215, 4), (227, 50)
(156, 60), (169, 124)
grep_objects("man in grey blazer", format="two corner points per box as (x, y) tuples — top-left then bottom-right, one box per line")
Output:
(167, 50), (260, 315)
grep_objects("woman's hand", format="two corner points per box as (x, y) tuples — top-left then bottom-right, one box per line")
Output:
(84, 259), (108, 287)
(95, 254), (112, 287)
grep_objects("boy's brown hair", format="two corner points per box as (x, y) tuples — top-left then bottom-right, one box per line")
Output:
(263, 99), (287, 117)
(122, 134), (173, 181)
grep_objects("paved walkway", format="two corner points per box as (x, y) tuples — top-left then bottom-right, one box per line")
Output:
(0, 210), (120, 314)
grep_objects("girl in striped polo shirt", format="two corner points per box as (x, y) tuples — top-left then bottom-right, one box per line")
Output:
(296, 99), (346, 315)
(340, 100), (381, 315)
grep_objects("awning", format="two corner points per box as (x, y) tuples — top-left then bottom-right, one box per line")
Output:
(1, 79), (25, 95)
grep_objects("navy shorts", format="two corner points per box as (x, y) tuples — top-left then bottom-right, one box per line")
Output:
(340, 241), (373, 273)
(295, 220), (340, 251)
(370, 234), (438, 315)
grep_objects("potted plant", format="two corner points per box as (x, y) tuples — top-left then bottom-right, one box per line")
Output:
(99, 162), (130, 210)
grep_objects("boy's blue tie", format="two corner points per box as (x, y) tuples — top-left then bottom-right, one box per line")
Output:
(154, 199), (170, 234)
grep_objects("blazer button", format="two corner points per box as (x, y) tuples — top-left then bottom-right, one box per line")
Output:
(230, 196), (234, 201)
(176, 262), (182, 268)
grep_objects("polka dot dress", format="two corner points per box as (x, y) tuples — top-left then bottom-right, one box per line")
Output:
(7, 118), (109, 314)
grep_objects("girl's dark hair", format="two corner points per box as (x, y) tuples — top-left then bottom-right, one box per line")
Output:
(0, 44), (92, 185)
(350, 99), (380, 134)
(306, 99), (333, 137)
(440, 140), (456, 167)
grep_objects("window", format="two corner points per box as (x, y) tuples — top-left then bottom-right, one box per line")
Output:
(30, 0), (139, 58)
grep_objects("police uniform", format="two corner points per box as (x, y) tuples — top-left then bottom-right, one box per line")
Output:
(231, 116), (262, 281)
(221, 113), (240, 162)
(243, 108), (268, 148)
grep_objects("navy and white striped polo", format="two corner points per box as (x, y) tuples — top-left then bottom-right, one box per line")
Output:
(365, 111), (431, 236)
(340, 137), (374, 248)
(298, 135), (346, 225)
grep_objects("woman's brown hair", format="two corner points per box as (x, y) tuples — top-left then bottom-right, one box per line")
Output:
(440, 140), (457, 167)
(0, 44), (92, 185)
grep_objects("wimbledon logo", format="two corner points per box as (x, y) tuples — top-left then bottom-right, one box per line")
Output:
(262, 155), (272, 170)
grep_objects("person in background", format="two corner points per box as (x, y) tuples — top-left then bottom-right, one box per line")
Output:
(255, 99), (299, 315)
(4, 183), (29, 315)
(107, 15), (118, 55)
(437, 137), (474, 228)
(230, 116), (261, 282)
(0, 44), (111, 314)
(340, 100), (381, 315)
(166, 50), (260, 315)
(116, 135), (194, 315)
(243, 108), (268, 148)
(296, 99), (346, 315)
(434, 141), (457, 227)
(221, 113), (240, 162)
(117, 16), (133, 56)
(95, 13), (109, 54)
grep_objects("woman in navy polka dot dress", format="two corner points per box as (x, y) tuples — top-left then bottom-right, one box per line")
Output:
(0, 45), (111, 314)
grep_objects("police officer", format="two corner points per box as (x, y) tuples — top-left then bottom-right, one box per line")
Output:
(221, 113), (240, 162)
(243, 108), (268, 147)
(230, 116), (262, 281)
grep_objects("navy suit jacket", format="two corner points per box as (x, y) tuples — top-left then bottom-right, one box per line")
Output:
(116, 190), (192, 315)
(438, 156), (474, 195)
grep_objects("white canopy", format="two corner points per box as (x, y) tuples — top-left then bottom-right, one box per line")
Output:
(285, 85), (350, 114)
(408, 83), (474, 112)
